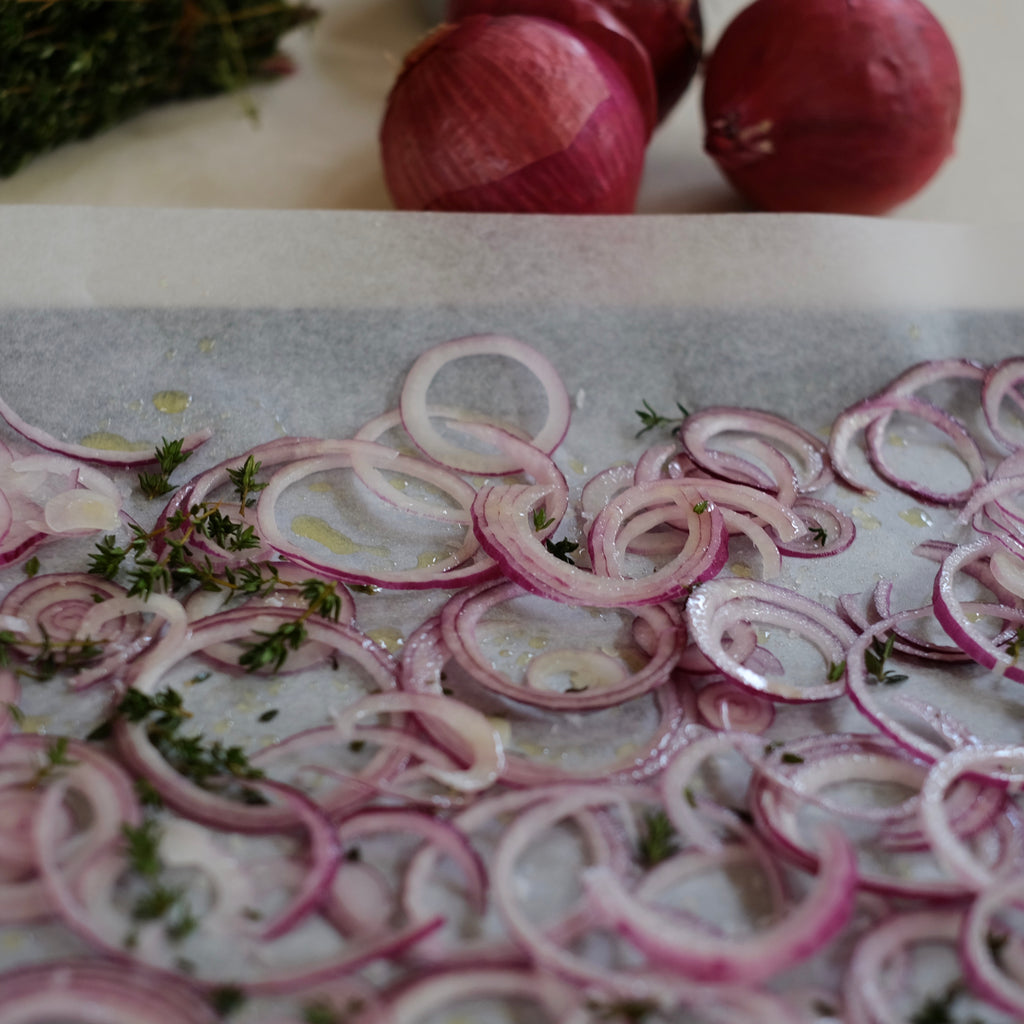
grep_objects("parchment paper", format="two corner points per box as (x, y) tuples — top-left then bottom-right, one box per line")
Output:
(1, 206), (1021, 459)
(0, 205), (1022, 1019)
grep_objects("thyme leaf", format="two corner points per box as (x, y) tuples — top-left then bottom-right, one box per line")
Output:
(226, 455), (267, 509)
(637, 808), (678, 867)
(137, 438), (194, 499)
(635, 399), (689, 438)
(238, 620), (308, 674)
(532, 507), (556, 531)
(114, 687), (265, 801)
(864, 633), (908, 685)
(121, 818), (198, 945)
(544, 537), (580, 565)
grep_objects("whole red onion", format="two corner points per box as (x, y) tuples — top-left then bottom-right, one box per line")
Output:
(701, 0), (962, 215)
(379, 14), (649, 213)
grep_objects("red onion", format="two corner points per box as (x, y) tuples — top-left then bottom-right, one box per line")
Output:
(983, 357), (1024, 452)
(701, 0), (962, 214)
(399, 334), (572, 476)
(695, 677), (775, 733)
(379, 14), (649, 213)
(438, 579), (685, 710)
(684, 577), (856, 703)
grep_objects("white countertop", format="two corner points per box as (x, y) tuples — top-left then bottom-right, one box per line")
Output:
(0, 0), (1020, 224)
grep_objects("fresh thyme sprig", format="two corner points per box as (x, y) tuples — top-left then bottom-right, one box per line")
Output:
(1004, 625), (1024, 663)
(226, 455), (267, 510)
(138, 438), (195, 500)
(532, 507), (556, 531)
(30, 736), (79, 786)
(544, 536), (580, 565)
(238, 620), (309, 674)
(909, 979), (988, 1024)
(121, 817), (198, 946)
(827, 660), (846, 682)
(635, 399), (689, 438)
(587, 998), (659, 1023)
(864, 633), (908, 685)
(237, 579), (344, 674)
(88, 451), (343, 673)
(114, 687), (265, 801)
(637, 808), (679, 867)
(0, 627), (104, 681)
(531, 505), (579, 562)
(299, 994), (369, 1024)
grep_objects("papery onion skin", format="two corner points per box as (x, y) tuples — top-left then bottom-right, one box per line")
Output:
(444, 0), (658, 135)
(595, 0), (702, 123)
(701, 0), (962, 215)
(380, 15), (648, 213)
(446, 0), (702, 125)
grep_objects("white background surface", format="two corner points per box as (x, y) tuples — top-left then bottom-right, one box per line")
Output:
(0, 0), (1020, 223)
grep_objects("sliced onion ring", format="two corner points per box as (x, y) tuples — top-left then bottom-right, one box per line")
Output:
(399, 334), (571, 475)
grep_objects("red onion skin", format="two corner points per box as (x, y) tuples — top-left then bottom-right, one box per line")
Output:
(595, 0), (702, 123)
(701, 0), (962, 215)
(380, 15), (648, 213)
(444, 0), (658, 136)
(446, 0), (701, 125)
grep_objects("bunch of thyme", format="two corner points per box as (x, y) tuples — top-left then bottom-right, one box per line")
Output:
(0, 0), (318, 178)
(88, 439), (344, 675)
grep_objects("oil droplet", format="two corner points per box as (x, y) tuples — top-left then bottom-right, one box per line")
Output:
(308, 481), (334, 494)
(488, 716), (512, 747)
(886, 433), (908, 448)
(128, 398), (144, 413)
(729, 562), (755, 579)
(291, 514), (388, 557)
(79, 431), (152, 452)
(569, 458), (587, 476)
(198, 337), (216, 353)
(528, 636), (548, 649)
(851, 506), (882, 530)
(899, 508), (934, 529)
(367, 627), (404, 653)
(152, 390), (191, 414)
(18, 715), (50, 733)
(416, 550), (449, 569)
(1, 932), (23, 951)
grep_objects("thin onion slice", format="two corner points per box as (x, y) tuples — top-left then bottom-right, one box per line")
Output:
(0, 391), (211, 469)
(399, 334), (571, 475)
